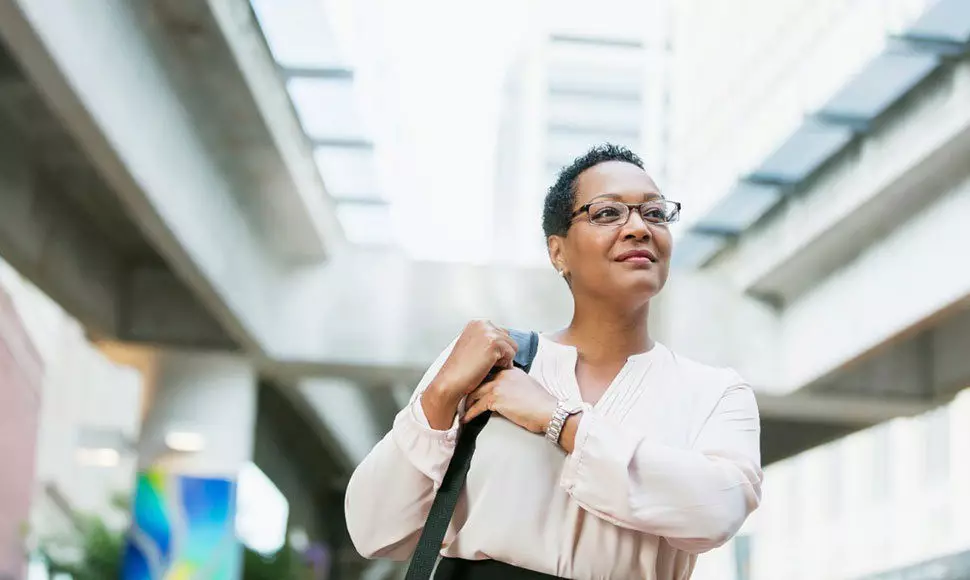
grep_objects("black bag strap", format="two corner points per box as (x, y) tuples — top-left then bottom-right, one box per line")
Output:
(405, 329), (539, 580)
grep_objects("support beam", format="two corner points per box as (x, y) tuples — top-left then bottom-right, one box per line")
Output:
(123, 267), (236, 350)
(0, 0), (285, 355)
(0, 120), (122, 337)
(271, 248), (572, 376)
(298, 378), (385, 467)
(1, 112), (237, 349)
(808, 302), (970, 401)
(780, 176), (970, 392)
(760, 418), (858, 467)
(0, 0), (376, 471)
(755, 392), (933, 424)
(193, 0), (347, 260)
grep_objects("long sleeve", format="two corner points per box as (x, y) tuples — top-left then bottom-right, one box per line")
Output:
(559, 379), (763, 554)
(344, 340), (460, 560)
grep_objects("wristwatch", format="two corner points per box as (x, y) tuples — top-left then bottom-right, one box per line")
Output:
(545, 399), (585, 445)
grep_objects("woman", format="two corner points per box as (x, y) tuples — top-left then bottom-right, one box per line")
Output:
(345, 144), (763, 579)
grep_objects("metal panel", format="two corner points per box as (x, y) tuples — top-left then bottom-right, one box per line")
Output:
(280, 67), (354, 80)
(820, 49), (939, 124)
(250, 0), (345, 68)
(695, 181), (784, 235)
(287, 77), (368, 142)
(671, 230), (726, 269)
(906, 0), (970, 43)
(752, 119), (854, 184)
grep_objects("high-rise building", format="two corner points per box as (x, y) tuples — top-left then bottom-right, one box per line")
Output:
(491, 0), (671, 265)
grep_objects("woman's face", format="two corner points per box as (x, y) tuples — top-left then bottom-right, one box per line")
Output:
(549, 161), (672, 306)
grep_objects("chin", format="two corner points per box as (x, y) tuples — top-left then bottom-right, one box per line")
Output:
(614, 276), (664, 304)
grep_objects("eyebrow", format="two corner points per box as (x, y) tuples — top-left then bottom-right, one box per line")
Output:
(587, 192), (665, 203)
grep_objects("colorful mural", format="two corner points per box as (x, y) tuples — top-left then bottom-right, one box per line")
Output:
(122, 469), (240, 580)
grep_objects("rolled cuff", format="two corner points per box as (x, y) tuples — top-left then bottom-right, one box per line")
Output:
(391, 397), (460, 487)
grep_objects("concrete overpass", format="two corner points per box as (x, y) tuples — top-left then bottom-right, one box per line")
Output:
(1, 0), (969, 573)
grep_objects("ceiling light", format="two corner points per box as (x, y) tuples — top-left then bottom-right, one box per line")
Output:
(164, 431), (206, 453)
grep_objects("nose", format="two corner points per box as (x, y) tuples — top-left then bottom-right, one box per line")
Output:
(621, 208), (652, 241)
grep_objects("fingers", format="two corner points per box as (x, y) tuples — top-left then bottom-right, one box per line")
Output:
(465, 382), (492, 405)
(462, 397), (491, 423)
(466, 319), (518, 369)
(495, 337), (517, 369)
(463, 384), (494, 423)
(492, 324), (518, 366)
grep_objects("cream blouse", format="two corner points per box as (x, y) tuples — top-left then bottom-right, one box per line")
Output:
(345, 335), (763, 580)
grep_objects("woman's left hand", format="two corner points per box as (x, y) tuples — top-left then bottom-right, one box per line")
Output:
(462, 368), (558, 434)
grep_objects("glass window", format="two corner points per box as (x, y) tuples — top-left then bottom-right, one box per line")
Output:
(788, 459), (803, 530)
(314, 146), (381, 201)
(547, 94), (642, 135)
(872, 425), (893, 500)
(872, 424), (892, 501)
(250, 0), (345, 68)
(925, 406), (950, 484)
(287, 78), (368, 142)
(827, 442), (844, 519)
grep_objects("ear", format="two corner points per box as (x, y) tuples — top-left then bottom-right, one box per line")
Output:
(547, 234), (567, 274)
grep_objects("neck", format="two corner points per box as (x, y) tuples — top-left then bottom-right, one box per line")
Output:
(559, 295), (653, 363)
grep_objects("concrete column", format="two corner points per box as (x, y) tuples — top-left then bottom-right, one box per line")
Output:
(123, 350), (256, 580)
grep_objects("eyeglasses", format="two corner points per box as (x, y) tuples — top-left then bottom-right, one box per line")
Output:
(570, 199), (682, 228)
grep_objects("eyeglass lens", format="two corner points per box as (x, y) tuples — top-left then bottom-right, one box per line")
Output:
(587, 201), (678, 225)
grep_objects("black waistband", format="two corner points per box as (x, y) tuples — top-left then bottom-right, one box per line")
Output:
(434, 558), (565, 580)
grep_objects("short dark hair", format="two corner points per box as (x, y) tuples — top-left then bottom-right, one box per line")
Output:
(542, 143), (645, 238)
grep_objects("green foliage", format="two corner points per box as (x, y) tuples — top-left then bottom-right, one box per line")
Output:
(242, 540), (310, 580)
(43, 510), (308, 580)
(52, 514), (125, 580)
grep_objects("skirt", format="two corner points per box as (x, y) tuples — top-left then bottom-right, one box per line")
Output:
(433, 558), (566, 579)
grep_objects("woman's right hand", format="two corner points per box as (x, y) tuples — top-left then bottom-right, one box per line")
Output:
(422, 320), (518, 429)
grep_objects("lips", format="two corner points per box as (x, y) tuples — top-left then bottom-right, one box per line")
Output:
(616, 249), (658, 263)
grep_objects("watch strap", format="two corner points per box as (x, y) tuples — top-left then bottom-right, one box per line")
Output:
(545, 399), (582, 445)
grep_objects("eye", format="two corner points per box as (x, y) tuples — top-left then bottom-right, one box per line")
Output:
(589, 203), (625, 224)
(642, 206), (666, 223)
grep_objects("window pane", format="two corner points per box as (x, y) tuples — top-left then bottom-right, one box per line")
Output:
(871, 425), (891, 501)
(336, 202), (395, 246)
(287, 78), (368, 141)
(925, 406), (950, 483)
(548, 94), (642, 135)
(827, 442), (844, 519)
(314, 146), (381, 201)
(250, 0), (346, 68)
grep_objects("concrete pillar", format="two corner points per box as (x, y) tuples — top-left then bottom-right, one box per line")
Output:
(122, 351), (256, 580)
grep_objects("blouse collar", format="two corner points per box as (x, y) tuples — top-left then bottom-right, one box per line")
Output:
(537, 333), (666, 363)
